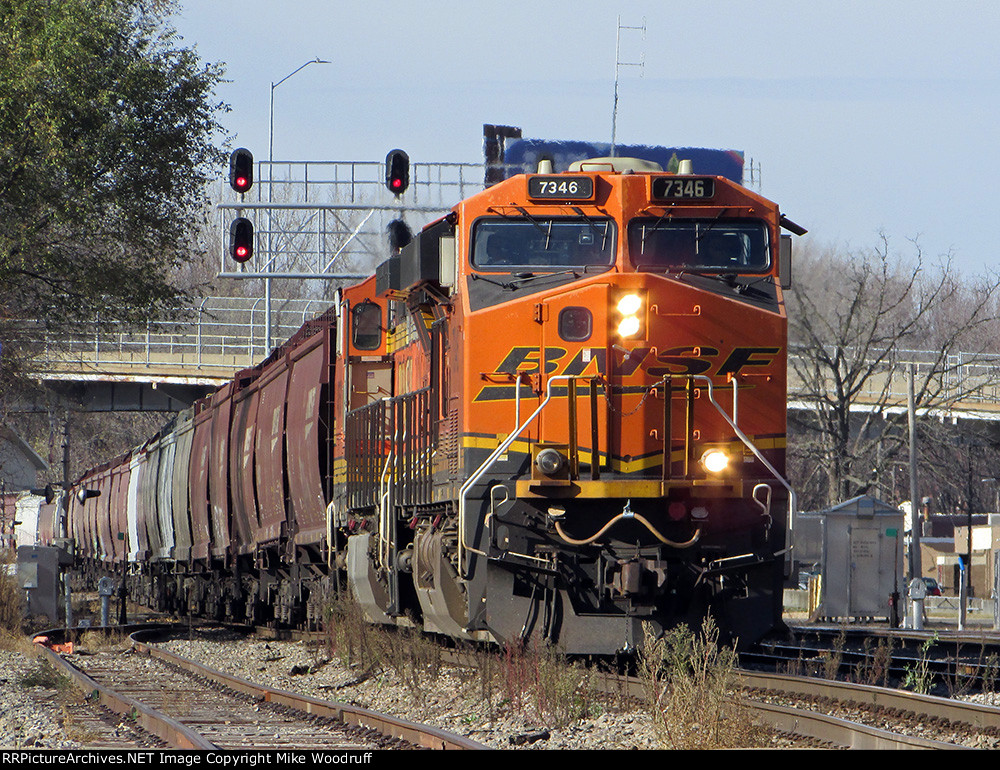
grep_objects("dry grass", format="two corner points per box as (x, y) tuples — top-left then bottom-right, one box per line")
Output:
(19, 659), (71, 691)
(639, 617), (767, 750)
(855, 636), (896, 688)
(0, 553), (24, 635)
(76, 629), (130, 654)
(499, 641), (599, 727)
(321, 594), (606, 726)
(322, 595), (386, 672)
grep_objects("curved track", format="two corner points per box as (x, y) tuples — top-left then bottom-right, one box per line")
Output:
(34, 630), (486, 751)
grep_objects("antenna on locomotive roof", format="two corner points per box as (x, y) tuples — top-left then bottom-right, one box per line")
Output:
(610, 15), (645, 158)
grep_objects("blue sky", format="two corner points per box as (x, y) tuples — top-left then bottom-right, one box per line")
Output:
(171, 1), (1000, 277)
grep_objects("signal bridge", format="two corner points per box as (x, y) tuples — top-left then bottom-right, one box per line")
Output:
(218, 158), (482, 280)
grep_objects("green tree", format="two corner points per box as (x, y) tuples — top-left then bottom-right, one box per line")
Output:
(0, 0), (227, 396)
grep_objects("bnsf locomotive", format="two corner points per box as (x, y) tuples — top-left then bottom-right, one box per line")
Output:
(65, 156), (800, 653)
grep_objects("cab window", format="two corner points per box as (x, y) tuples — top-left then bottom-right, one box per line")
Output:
(472, 218), (616, 271)
(628, 219), (769, 272)
(351, 302), (382, 350)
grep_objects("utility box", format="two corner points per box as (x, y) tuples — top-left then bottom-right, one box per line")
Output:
(16, 545), (65, 622)
(797, 496), (904, 621)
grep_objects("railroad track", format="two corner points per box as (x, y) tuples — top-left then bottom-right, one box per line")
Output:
(736, 670), (999, 749)
(34, 630), (485, 751)
(580, 657), (1000, 748)
(32, 623), (1000, 750)
(751, 624), (1000, 695)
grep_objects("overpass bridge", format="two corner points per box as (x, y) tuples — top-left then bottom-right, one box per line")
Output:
(22, 305), (1000, 421)
(21, 297), (326, 412)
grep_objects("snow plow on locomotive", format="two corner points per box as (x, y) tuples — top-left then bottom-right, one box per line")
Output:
(67, 156), (801, 654)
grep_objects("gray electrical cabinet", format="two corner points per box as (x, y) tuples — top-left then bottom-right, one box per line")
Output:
(16, 546), (66, 623)
(798, 496), (904, 621)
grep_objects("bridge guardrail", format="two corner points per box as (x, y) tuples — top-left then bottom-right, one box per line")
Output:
(26, 296), (329, 382)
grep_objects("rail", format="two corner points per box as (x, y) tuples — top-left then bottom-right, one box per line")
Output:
(33, 627), (487, 750)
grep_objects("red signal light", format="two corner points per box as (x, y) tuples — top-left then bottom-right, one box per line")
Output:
(229, 217), (254, 263)
(384, 149), (409, 197)
(229, 148), (253, 194)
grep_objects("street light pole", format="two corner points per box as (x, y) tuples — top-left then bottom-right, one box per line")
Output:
(264, 58), (330, 352)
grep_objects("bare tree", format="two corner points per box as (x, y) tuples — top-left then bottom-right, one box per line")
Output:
(786, 236), (1000, 509)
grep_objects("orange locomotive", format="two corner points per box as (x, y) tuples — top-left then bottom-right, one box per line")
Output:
(66, 155), (800, 653)
(339, 156), (801, 652)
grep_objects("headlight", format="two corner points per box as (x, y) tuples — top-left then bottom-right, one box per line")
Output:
(617, 293), (643, 316)
(614, 291), (646, 339)
(535, 448), (567, 476)
(700, 449), (730, 474)
(617, 316), (642, 338)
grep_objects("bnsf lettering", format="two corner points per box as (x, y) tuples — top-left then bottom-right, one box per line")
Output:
(645, 346), (720, 377)
(496, 346), (568, 375)
(476, 345), (780, 401)
(562, 348), (607, 377)
(716, 347), (780, 377)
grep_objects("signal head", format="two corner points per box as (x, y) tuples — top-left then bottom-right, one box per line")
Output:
(229, 217), (254, 262)
(385, 149), (409, 196)
(229, 148), (254, 194)
(386, 218), (412, 252)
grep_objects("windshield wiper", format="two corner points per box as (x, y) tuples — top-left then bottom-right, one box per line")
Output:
(513, 206), (553, 249)
(694, 209), (728, 245)
(638, 208), (674, 253)
(570, 206), (612, 251)
(506, 269), (582, 287)
(470, 273), (518, 290)
(472, 269), (583, 291)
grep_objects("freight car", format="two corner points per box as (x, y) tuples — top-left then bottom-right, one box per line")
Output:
(68, 156), (802, 653)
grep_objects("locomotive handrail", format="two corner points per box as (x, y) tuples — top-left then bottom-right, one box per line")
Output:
(458, 371), (798, 575)
(691, 373), (797, 572)
(457, 374), (585, 575)
(378, 449), (393, 570)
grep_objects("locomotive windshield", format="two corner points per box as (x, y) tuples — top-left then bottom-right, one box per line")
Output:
(628, 218), (769, 272)
(472, 217), (616, 271)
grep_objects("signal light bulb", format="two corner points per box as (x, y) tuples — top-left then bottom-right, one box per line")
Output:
(235, 246), (248, 258)
(235, 177), (248, 190)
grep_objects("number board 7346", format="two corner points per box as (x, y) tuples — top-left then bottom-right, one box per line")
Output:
(651, 176), (716, 200)
(527, 176), (595, 200)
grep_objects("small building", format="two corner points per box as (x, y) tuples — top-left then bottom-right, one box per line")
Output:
(953, 520), (1000, 599)
(0, 425), (47, 492)
(919, 538), (956, 592)
(795, 496), (905, 621)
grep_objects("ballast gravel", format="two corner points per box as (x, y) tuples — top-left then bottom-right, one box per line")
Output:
(0, 634), (808, 750)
